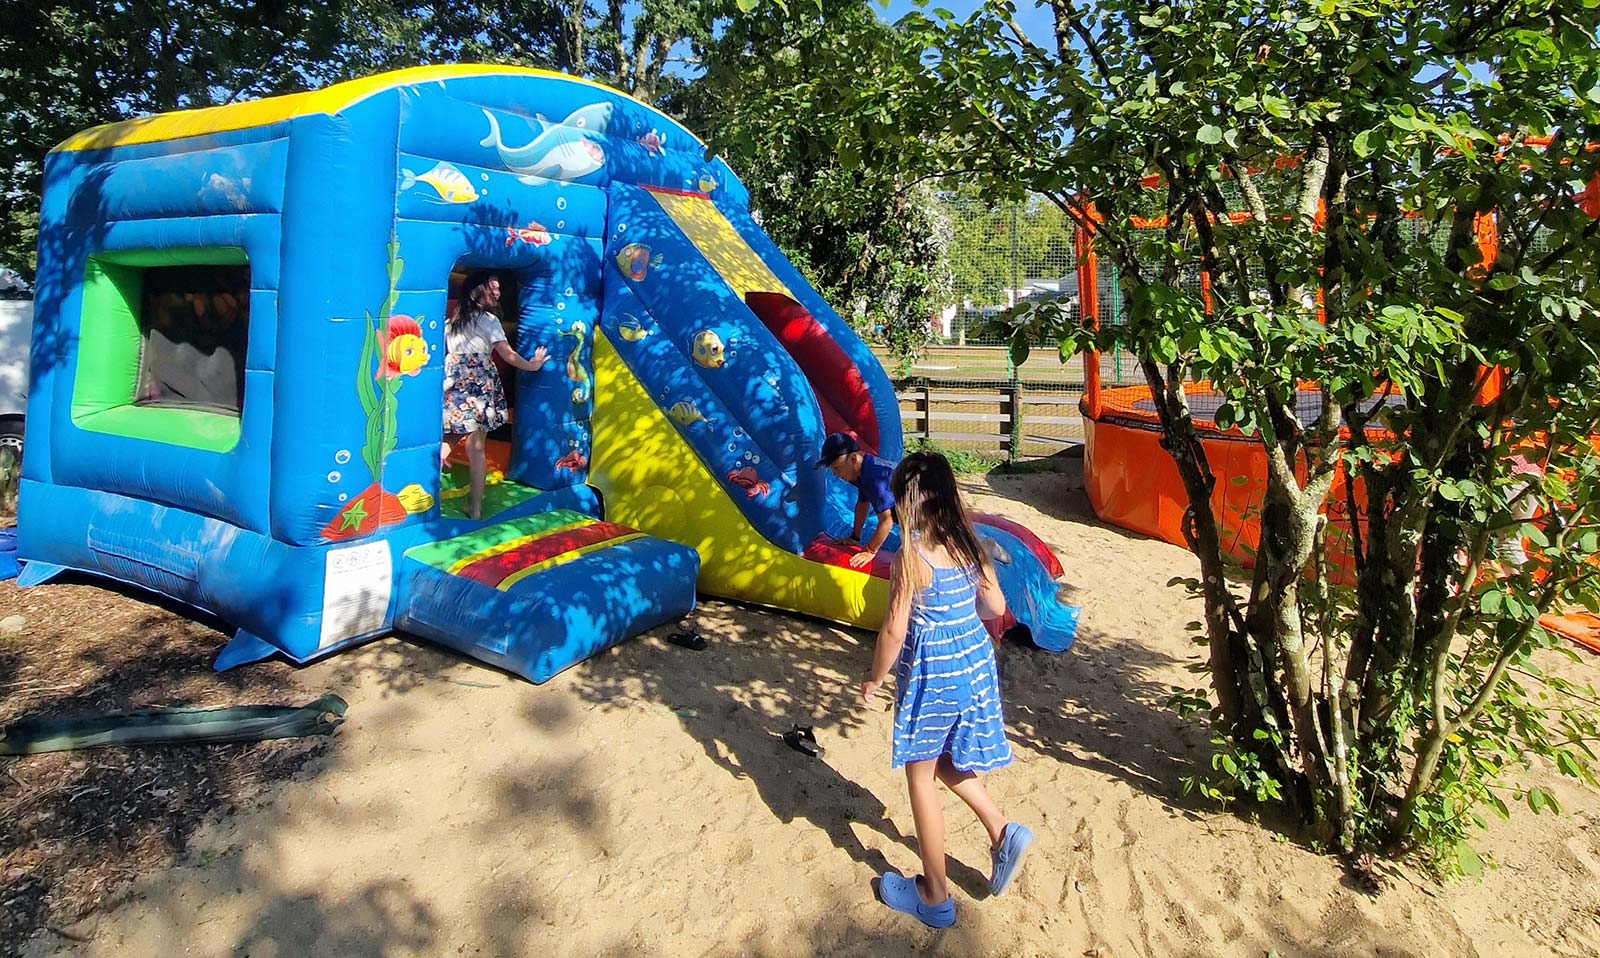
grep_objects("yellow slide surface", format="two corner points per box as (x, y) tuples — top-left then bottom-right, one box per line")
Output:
(649, 190), (793, 299)
(588, 332), (887, 629)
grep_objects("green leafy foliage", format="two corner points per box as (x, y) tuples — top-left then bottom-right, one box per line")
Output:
(0, 0), (722, 278)
(788, 0), (1600, 873)
(677, 1), (951, 365)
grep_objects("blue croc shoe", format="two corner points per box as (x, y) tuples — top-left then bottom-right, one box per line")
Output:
(989, 822), (1034, 896)
(878, 873), (956, 928)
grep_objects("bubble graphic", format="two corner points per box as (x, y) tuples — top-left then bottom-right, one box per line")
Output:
(733, 428), (746, 439)
(557, 220), (565, 229)
(617, 223), (627, 233)
(338, 493), (348, 502)
(752, 455), (761, 464)
(728, 444), (737, 452)
(327, 471), (341, 483)
(480, 173), (489, 181)
(556, 197), (568, 211)
(557, 302), (566, 311)
(335, 449), (351, 465)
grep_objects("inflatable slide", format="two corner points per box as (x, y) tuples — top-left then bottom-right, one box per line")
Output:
(18, 65), (1078, 684)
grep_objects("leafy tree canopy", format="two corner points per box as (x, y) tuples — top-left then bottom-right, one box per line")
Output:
(0, 0), (716, 277)
(782, 0), (1600, 872)
(678, 1), (953, 362)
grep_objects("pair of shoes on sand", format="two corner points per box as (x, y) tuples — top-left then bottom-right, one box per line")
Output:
(878, 822), (1034, 928)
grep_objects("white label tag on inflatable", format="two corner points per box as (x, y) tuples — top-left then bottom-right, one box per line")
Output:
(319, 539), (392, 649)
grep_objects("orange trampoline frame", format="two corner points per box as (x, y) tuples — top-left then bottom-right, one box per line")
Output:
(1073, 172), (1600, 655)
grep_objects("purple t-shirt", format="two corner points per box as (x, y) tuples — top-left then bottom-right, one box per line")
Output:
(856, 454), (896, 515)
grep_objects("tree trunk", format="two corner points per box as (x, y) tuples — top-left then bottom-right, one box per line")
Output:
(1137, 361), (1251, 736)
(556, 2), (586, 74)
(1247, 424), (1341, 828)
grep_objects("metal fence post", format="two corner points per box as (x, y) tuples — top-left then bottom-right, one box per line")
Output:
(1010, 202), (1020, 307)
(1110, 260), (1123, 382)
(1008, 378), (1023, 463)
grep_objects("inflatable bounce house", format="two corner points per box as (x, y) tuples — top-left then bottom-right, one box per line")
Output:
(18, 65), (1079, 683)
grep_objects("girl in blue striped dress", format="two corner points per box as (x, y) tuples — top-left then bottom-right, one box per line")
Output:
(860, 452), (1034, 928)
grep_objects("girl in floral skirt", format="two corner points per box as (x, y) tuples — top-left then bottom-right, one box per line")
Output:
(443, 272), (548, 520)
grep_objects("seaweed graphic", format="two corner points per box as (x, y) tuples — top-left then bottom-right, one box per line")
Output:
(354, 238), (407, 481)
(322, 236), (434, 541)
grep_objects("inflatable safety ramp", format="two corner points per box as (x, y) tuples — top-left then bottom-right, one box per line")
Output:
(395, 510), (699, 682)
(802, 514), (1082, 653)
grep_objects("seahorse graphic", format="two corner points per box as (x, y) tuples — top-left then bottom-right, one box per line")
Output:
(560, 321), (591, 405)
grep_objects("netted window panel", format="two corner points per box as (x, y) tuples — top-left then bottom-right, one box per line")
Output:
(135, 264), (250, 415)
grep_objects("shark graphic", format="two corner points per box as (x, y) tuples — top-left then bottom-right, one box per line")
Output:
(480, 104), (612, 183)
(534, 102), (616, 135)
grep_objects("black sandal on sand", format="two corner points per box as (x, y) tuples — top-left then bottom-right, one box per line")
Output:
(667, 630), (708, 651)
(783, 723), (824, 758)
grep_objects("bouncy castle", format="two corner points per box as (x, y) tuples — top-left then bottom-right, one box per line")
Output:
(19, 65), (1078, 683)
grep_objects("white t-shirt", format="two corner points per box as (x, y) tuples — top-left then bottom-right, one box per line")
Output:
(446, 310), (507, 359)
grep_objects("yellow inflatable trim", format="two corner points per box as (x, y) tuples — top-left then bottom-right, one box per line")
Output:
(55, 64), (697, 153)
(497, 534), (646, 592)
(445, 518), (590, 575)
(589, 331), (887, 629)
(649, 190), (791, 300)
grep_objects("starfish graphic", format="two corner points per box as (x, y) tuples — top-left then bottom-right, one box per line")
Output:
(337, 498), (370, 532)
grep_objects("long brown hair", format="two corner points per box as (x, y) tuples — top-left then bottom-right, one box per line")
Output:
(891, 452), (990, 594)
(450, 271), (501, 326)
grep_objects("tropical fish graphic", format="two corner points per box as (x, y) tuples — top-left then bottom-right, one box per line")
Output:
(400, 162), (479, 203)
(691, 329), (726, 369)
(480, 108), (607, 183)
(697, 172), (718, 194)
(638, 129), (666, 155)
(667, 401), (707, 427)
(560, 321), (592, 405)
(617, 316), (650, 342)
(505, 221), (553, 248)
(395, 484), (435, 515)
(726, 466), (770, 500)
(615, 243), (663, 281)
(376, 315), (429, 379)
(555, 449), (589, 472)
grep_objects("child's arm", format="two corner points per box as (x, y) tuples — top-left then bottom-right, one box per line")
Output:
(975, 559), (1007, 621)
(861, 553), (914, 702)
(849, 510), (895, 569)
(845, 500), (870, 544)
(493, 340), (550, 372)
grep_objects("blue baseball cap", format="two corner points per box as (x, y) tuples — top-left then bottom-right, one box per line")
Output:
(815, 432), (859, 468)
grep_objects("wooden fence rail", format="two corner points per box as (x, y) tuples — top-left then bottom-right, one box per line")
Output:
(893, 381), (1085, 461)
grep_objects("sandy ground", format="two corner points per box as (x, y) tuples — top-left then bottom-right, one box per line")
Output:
(18, 462), (1600, 958)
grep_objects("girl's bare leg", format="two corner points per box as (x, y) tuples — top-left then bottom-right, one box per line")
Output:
(466, 429), (487, 520)
(936, 755), (1009, 847)
(906, 760), (951, 905)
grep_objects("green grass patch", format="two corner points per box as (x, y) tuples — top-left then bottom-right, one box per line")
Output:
(904, 438), (1004, 475)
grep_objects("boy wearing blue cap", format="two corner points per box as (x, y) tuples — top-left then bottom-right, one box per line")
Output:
(816, 432), (897, 569)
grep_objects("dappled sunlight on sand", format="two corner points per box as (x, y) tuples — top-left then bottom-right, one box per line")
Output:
(21, 467), (1600, 958)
